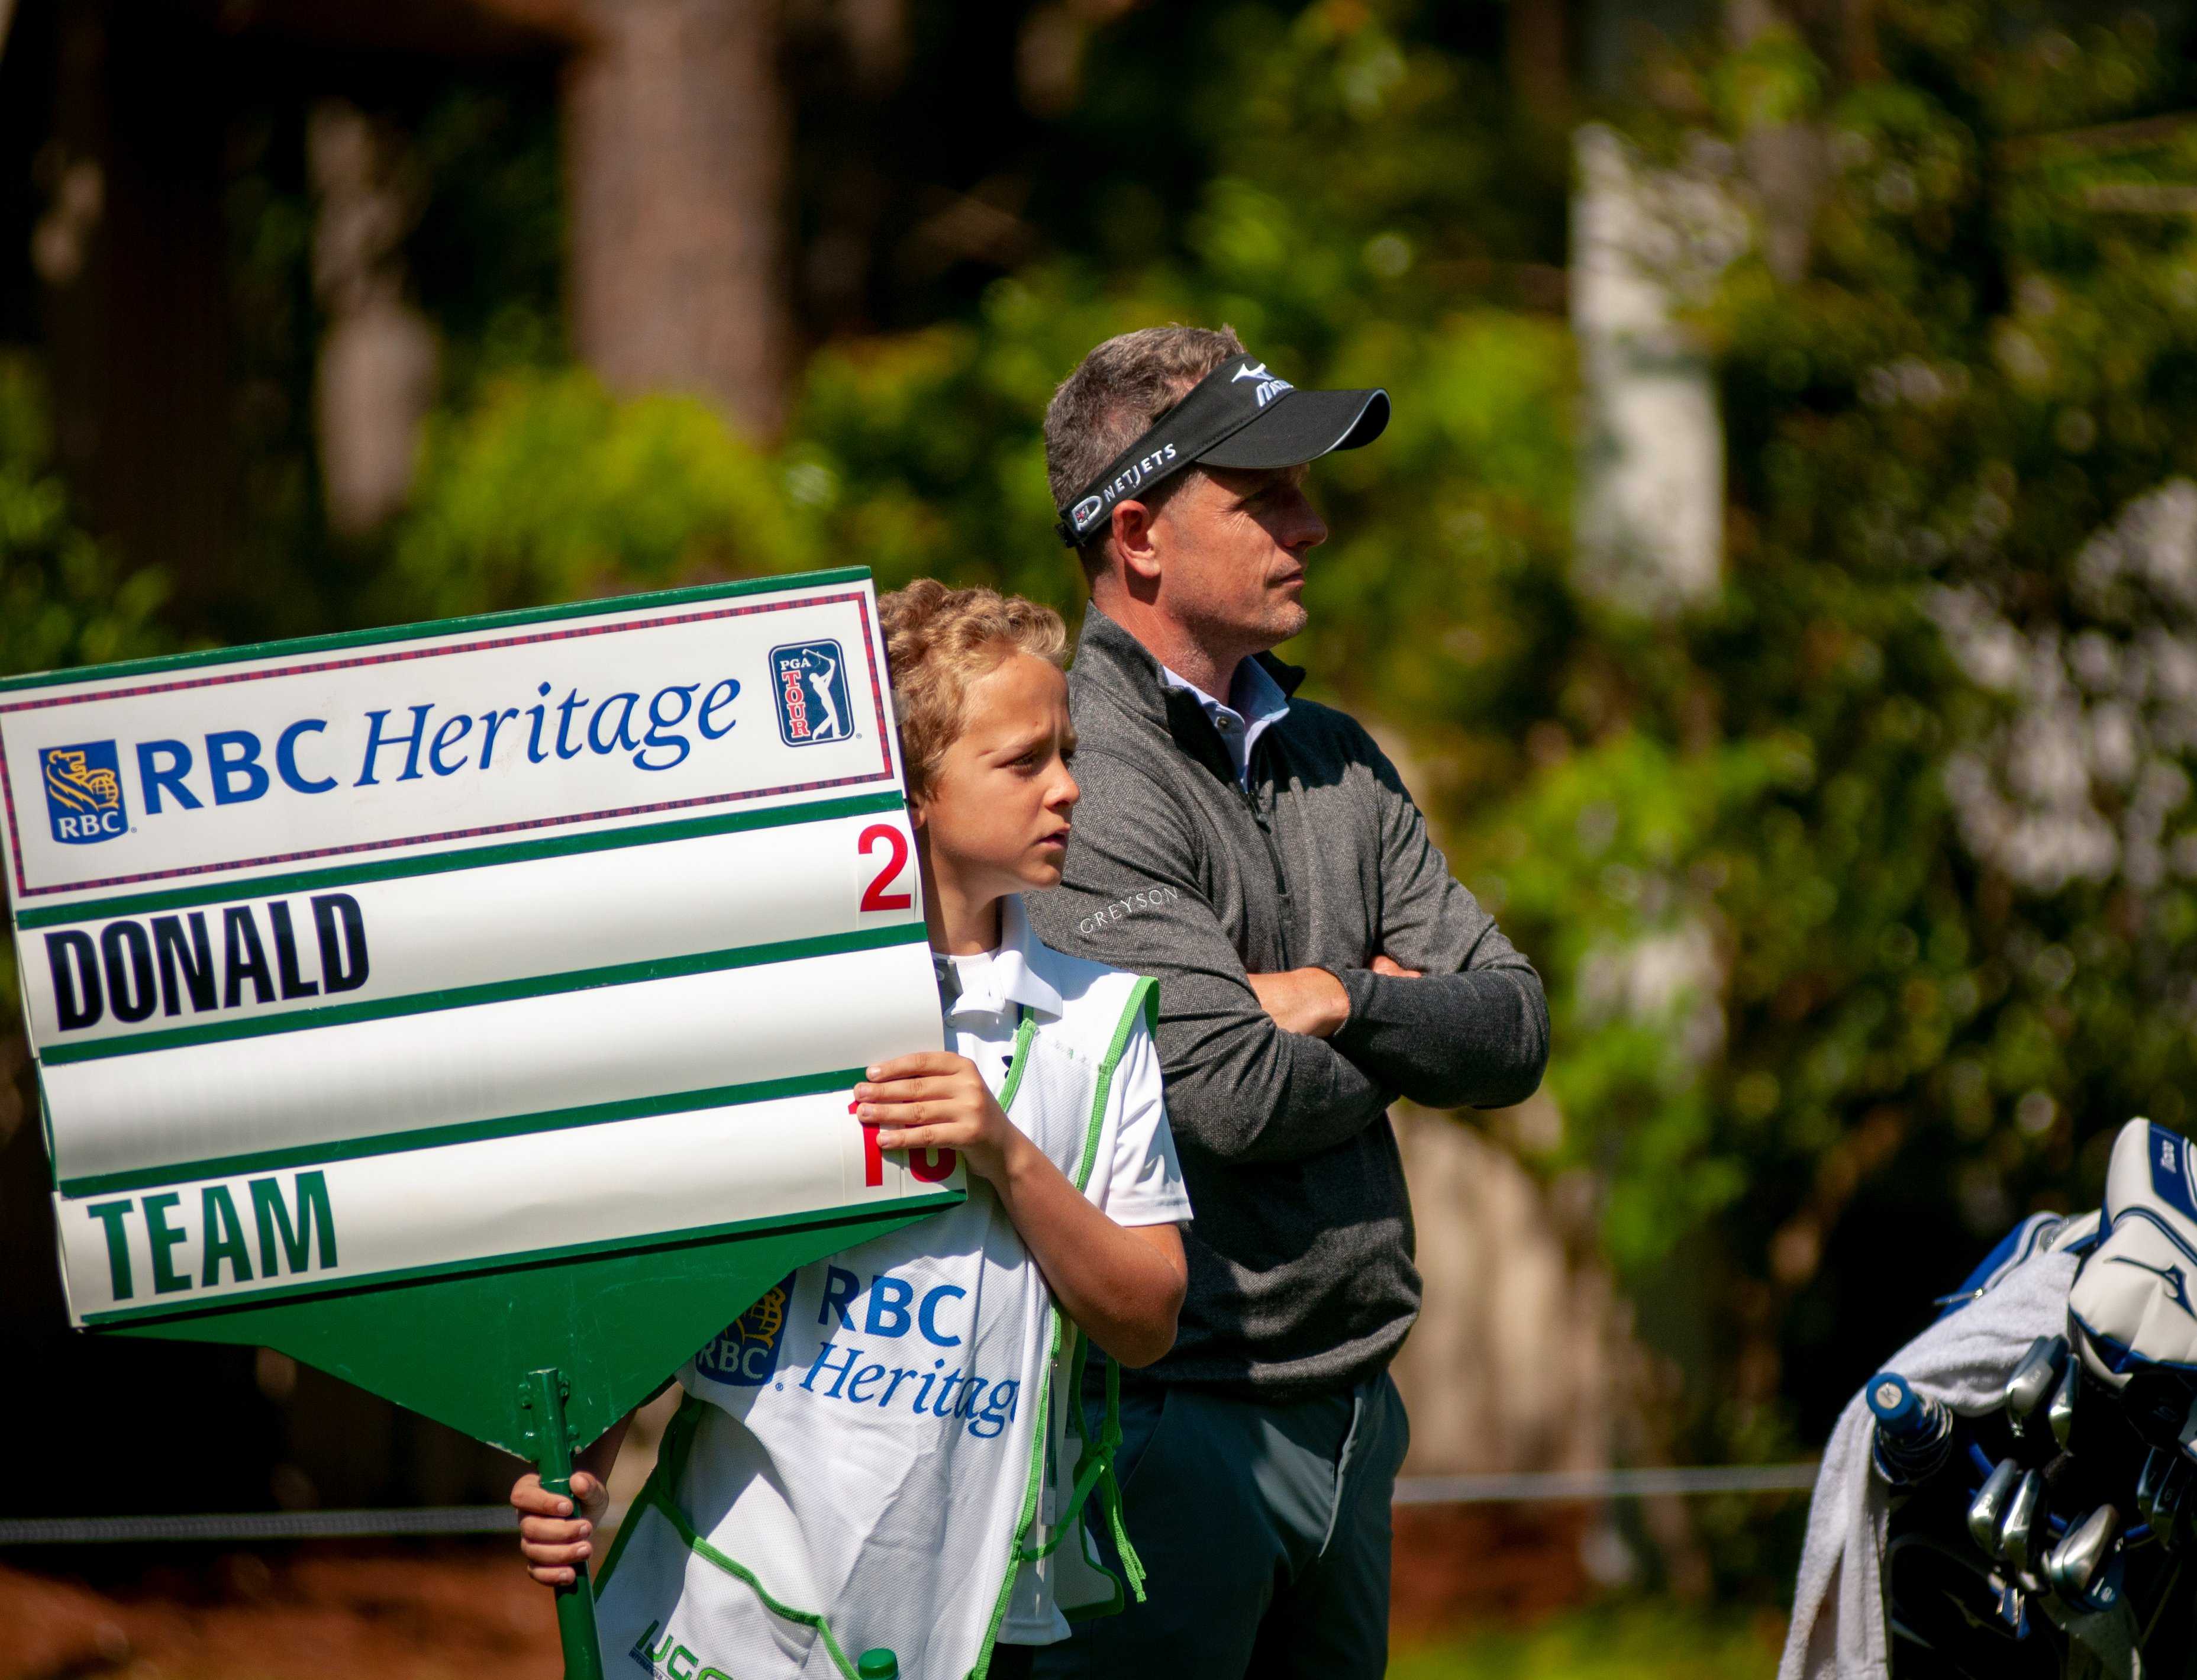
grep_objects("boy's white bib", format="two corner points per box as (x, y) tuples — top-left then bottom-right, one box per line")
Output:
(594, 969), (1155, 1680)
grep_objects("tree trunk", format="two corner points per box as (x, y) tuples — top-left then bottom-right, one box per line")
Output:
(309, 100), (438, 536)
(563, 0), (789, 437)
(1727, 0), (1827, 286)
(1506, 0), (1567, 124)
(38, 0), (236, 614)
(1389, 1107), (1618, 1477)
(1570, 124), (1730, 615)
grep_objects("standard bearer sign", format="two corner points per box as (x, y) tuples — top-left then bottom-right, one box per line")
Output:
(0, 569), (954, 1479)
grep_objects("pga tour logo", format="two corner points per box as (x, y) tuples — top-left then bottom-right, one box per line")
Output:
(42, 741), (129, 845)
(770, 640), (851, 746)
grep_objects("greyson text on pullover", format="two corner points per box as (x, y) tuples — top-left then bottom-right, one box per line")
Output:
(1025, 607), (1551, 1401)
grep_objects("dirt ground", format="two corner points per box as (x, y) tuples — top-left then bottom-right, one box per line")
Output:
(1, 1544), (559, 1680)
(1390, 1504), (1594, 1638)
(1, 1507), (1589, 1680)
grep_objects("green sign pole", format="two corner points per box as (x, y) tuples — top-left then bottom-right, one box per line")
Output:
(526, 1366), (606, 1680)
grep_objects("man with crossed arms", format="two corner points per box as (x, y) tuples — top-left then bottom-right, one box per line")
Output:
(1024, 326), (1551, 1679)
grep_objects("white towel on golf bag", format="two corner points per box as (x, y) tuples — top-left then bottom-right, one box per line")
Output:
(1777, 1215), (2089, 1680)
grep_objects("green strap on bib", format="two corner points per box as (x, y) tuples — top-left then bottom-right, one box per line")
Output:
(1092, 1355), (1148, 1603)
(606, 981), (1156, 1680)
(1015, 1341), (1144, 1602)
(997, 1006), (1038, 1110)
(591, 1394), (699, 1594)
(600, 1394), (869, 1680)
(1072, 981), (1156, 1603)
(972, 976), (1160, 1668)
(1006, 978), (1156, 1600)
(1014, 1335), (1105, 1565)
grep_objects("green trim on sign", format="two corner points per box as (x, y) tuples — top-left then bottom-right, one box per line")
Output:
(112, 1201), (956, 1457)
(15, 790), (906, 930)
(44, 920), (926, 1065)
(0, 567), (872, 694)
(57, 1063), (872, 1197)
(34, 1065), (57, 1191)
(80, 1191), (962, 1330)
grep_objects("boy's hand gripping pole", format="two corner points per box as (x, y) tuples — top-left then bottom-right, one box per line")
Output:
(525, 1367), (606, 1680)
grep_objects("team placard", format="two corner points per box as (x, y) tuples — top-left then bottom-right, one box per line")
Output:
(0, 569), (953, 1385)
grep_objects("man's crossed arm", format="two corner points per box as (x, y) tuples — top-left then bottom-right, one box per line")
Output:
(1039, 744), (1548, 1168)
(1246, 956), (1414, 1039)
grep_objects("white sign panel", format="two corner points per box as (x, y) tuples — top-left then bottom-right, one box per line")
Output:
(0, 569), (954, 1328)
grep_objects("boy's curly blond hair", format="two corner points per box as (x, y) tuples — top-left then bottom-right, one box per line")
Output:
(880, 581), (1068, 801)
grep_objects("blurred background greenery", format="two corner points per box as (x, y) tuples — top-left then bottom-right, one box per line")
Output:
(8, 0), (2197, 1669)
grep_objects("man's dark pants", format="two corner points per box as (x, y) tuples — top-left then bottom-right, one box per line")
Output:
(1033, 1371), (1409, 1680)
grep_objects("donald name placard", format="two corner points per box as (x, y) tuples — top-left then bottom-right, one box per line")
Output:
(0, 569), (950, 1331)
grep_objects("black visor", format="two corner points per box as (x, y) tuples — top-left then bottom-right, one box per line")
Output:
(1056, 354), (1389, 546)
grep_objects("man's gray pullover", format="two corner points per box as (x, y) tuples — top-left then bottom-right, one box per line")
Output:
(1025, 608), (1551, 1400)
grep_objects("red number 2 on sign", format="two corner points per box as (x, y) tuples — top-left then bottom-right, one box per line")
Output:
(859, 823), (914, 912)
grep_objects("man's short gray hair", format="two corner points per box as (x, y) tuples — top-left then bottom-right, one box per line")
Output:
(1044, 325), (1246, 565)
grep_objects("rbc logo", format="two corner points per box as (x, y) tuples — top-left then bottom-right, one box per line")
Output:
(770, 640), (851, 747)
(692, 1273), (795, 1387)
(41, 741), (128, 845)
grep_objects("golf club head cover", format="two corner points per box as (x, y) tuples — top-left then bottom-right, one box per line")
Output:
(2069, 1118), (2197, 1388)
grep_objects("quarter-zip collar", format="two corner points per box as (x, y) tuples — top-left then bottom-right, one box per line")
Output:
(1157, 659), (1291, 787)
(1072, 605), (1305, 785)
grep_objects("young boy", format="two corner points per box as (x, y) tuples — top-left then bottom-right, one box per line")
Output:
(511, 582), (1191, 1679)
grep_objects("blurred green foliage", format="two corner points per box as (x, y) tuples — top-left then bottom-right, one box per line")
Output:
(0, 355), (167, 679)
(1621, 1), (2197, 1460)
(375, 0), (2197, 1479)
(1386, 1600), (1785, 1680)
(0, 353), (168, 1016)
(387, 370), (819, 617)
(14, 0), (2197, 1532)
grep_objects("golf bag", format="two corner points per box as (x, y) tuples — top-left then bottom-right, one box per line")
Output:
(1783, 1118), (2197, 1680)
